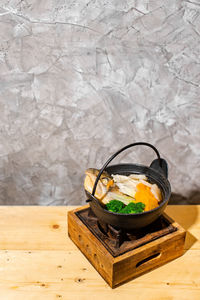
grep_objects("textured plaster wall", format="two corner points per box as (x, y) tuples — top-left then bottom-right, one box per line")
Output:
(0, 0), (200, 205)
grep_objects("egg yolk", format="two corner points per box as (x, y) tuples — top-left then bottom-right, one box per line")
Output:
(135, 183), (159, 211)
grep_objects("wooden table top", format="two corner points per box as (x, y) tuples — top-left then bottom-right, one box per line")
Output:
(0, 205), (199, 300)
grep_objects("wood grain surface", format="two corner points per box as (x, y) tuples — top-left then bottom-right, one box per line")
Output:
(0, 205), (199, 299)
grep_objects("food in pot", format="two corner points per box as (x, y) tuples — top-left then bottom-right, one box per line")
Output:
(84, 168), (134, 205)
(84, 168), (162, 213)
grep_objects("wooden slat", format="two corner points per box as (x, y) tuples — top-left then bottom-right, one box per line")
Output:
(0, 249), (199, 300)
(0, 205), (199, 250)
(0, 206), (74, 250)
(165, 205), (200, 250)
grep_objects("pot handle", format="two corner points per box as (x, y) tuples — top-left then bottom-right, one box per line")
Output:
(150, 158), (168, 179)
(90, 142), (166, 199)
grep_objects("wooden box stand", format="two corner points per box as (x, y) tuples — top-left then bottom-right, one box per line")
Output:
(68, 205), (186, 288)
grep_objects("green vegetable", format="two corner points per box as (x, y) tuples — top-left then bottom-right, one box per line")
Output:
(120, 202), (145, 214)
(106, 200), (145, 214)
(106, 200), (125, 213)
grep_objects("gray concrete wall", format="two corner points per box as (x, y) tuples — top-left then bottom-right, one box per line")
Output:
(0, 1), (199, 205)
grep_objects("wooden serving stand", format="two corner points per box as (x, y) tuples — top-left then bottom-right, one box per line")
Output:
(68, 205), (186, 288)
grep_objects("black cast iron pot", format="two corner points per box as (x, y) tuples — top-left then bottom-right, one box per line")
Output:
(85, 142), (171, 230)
